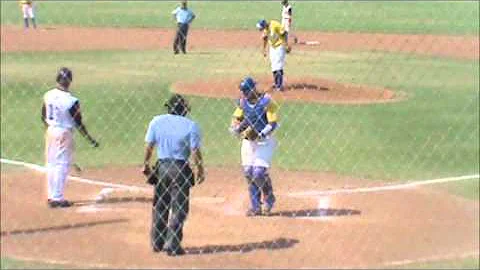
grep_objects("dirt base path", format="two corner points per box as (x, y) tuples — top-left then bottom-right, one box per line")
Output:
(3, 25), (475, 104)
(1, 167), (478, 268)
(2, 26), (478, 60)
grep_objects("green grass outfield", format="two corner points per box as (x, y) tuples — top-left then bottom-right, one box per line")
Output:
(2, 49), (478, 184)
(1, 1), (479, 35)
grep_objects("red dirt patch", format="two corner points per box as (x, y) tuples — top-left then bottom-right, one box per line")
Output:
(1, 26), (478, 60)
(1, 167), (478, 268)
(174, 77), (401, 104)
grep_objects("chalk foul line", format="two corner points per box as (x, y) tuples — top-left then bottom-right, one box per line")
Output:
(288, 174), (479, 197)
(1, 158), (223, 204)
(1, 158), (149, 191)
(2, 158), (478, 199)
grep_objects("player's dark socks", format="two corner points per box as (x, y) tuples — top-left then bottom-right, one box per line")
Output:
(273, 71), (279, 89)
(24, 18), (29, 28)
(278, 69), (284, 89)
(273, 70), (284, 90)
(31, 18), (36, 29)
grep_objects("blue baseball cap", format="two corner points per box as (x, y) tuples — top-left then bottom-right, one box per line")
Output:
(239, 77), (256, 96)
(256, 19), (267, 30)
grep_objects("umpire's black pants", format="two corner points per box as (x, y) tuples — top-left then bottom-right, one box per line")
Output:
(151, 159), (194, 252)
(173, 23), (189, 54)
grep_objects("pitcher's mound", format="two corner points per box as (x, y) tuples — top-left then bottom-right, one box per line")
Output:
(173, 77), (404, 104)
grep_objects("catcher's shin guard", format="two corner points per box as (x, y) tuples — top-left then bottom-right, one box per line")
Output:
(262, 175), (276, 210)
(248, 183), (261, 211)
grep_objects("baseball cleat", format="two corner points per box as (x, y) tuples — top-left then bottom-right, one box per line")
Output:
(263, 207), (273, 216)
(165, 247), (186, 256)
(246, 209), (262, 217)
(48, 200), (73, 208)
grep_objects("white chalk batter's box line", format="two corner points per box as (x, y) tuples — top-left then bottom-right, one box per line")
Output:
(2, 158), (478, 199)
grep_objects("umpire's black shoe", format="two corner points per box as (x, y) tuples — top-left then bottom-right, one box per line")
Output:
(48, 200), (73, 208)
(165, 247), (186, 256)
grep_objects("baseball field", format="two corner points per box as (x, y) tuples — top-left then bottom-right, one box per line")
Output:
(1, 1), (479, 268)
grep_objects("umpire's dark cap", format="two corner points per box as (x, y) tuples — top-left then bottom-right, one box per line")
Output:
(165, 94), (190, 116)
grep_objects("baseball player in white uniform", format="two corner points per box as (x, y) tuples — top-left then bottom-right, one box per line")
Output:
(281, 0), (297, 44)
(41, 67), (99, 208)
(19, 0), (36, 29)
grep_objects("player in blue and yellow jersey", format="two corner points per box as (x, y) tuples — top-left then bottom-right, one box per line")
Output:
(229, 76), (279, 216)
(256, 19), (291, 91)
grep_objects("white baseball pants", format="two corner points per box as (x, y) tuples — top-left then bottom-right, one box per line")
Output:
(45, 126), (74, 201)
(22, 4), (34, 19)
(269, 45), (286, 72)
(241, 136), (277, 168)
(282, 18), (292, 33)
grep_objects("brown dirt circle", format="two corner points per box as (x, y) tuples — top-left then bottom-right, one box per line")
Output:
(1, 166), (478, 269)
(173, 77), (402, 104)
(2, 26), (478, 60)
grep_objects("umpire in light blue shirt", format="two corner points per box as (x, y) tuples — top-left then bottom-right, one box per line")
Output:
(143, 94), (205, 256)
(171, 0), (196, 54)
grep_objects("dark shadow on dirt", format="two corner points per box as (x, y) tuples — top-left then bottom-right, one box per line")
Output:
(184, 237), (299, 255)
(73, 197), (152, 206)
(1, 218), (129, 237)
(270, 208), (361, 218)
(285, 83), (329, 91)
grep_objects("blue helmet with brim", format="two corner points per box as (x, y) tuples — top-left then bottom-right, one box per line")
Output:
(256, 19), (267, 30)
(239, 77), (257, 96)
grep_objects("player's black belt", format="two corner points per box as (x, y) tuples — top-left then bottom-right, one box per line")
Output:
(158, 158), (187, 164)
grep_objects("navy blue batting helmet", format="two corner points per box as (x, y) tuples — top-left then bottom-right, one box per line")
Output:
(239, 77), (257, 96)
(256, 19), (267, 30)
(56, 67), (73, 85)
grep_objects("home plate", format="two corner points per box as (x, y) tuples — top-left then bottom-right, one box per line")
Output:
(76, 205), (123, 213)
(297, 196), (333, 221)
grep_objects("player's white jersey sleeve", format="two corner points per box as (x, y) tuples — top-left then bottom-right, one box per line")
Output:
(282, 5), (292, 20)
(43, 88), (78, 129)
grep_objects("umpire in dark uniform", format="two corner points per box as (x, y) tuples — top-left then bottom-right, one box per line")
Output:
(171, 0), (196, 54)
(143, 94), (205, 256)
